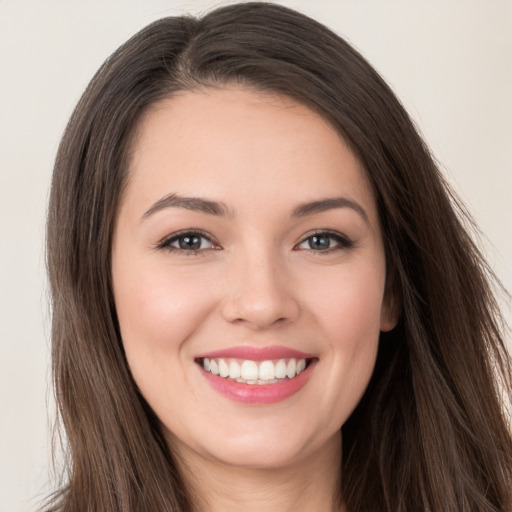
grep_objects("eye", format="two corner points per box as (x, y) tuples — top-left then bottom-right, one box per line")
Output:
(296, 231), (353, 252)
(158, 230), (218, 254)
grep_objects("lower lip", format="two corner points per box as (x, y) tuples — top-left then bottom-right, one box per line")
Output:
(200, 361), (316, 404)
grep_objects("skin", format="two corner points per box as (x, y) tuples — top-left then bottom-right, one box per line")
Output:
(112, 87), (397, 511)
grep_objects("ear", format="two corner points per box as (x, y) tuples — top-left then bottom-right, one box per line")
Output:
(380, 283), (400, 332)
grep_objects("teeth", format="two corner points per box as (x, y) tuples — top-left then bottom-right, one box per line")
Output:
(218, 358), (229, 377)
(202, 357), (309, 384)
(210, 359), (219, 375)
(228, 360), (241, 379)
(240, 360), (259, 380)
(275, 359), (287, 379)
(286, 359), (296, 379)
(259, 360), (275, 381)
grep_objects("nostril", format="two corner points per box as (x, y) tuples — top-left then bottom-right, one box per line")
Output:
(221, 294), (300, 329)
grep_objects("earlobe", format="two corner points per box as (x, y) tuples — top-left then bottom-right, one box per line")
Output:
(380, 310), (398, 332)
(380, 290), (400, 332)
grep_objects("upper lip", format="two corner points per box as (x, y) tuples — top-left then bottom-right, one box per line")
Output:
(195, 345), (315, 361)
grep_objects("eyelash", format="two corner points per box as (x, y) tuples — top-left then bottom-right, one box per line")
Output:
(157, 229), (354, 255)
(294, 230), (354, 253)
(157, 229), (219, 255)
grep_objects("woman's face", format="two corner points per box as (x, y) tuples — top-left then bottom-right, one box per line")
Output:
(112, 87), (396, 470)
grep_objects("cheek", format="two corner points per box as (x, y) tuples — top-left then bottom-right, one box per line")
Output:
(113, 260), (216, 377)
(308, 260), (385, 340)
(303, 262), (385, 420)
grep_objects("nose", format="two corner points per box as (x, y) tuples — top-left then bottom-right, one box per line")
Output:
(221, 248), (300, 330)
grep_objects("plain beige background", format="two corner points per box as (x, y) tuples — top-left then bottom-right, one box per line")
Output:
(0, 1), (511, 510)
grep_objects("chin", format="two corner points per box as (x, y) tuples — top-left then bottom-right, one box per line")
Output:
(164, 419), (339, 472)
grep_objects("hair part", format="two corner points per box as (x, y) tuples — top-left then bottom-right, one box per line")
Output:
(45, 3), (512, 511)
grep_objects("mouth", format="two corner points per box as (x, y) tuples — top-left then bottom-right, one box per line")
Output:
(196, 356), (312, 385)
(194, 347), (318, 404)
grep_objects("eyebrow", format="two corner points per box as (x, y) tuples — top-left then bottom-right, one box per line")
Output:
(142, 193), (369, 224)
(292, 197), (369, 224)
(142, 193), (231, 219)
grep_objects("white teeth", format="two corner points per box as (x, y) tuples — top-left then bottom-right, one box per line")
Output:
(202, 356), (310, 384)
(259, 360), (275, 381)
(236, 378), (279, 385)
(209, 359), (219, 375)
(286, 359), (297, 379)
(275, 359), (287, 379)
(228, 360), (241, 379)
(241, 360), (259, 380)
(218, 358), (229, 377)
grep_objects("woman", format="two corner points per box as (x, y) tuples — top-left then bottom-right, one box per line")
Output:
(45, 3), (512, 511)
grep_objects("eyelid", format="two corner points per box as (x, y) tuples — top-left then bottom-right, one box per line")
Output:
(156, 229), (220, 253)
(294, 229), (354, 251)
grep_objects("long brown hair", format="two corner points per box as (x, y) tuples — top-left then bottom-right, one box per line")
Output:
(45, 3), (512, 511)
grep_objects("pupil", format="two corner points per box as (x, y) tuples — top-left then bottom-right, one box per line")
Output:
(179, 235), (201, 250)
(310, 235), (330, 250)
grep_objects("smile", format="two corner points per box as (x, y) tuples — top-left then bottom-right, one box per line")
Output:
(195, 347), (317, 404)
(201, 357), (308, 385)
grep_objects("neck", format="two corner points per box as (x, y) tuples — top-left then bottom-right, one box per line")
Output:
(174, 432), (345, 512)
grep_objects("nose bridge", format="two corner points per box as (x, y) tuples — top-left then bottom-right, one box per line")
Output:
(221, 238), (299, 328)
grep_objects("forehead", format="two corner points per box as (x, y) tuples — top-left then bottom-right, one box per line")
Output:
(125, 87), (377, 221)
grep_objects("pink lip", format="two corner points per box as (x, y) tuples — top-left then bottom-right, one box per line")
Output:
(196, 346), (318, 404)
(200, 366), (315, 404)
(196, 345), (315, 361)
